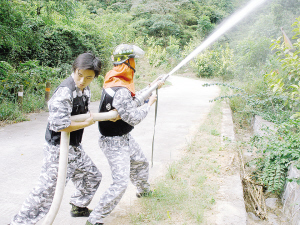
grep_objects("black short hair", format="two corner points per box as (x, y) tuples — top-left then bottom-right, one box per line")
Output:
(72, 53), (102, 77)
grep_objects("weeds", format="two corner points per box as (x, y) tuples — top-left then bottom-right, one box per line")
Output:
(250, 119), (300, 194)
(0, 100), (25, 121)
(167, 163), (178, 180)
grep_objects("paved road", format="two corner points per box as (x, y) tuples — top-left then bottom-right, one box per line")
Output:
(0, 75), (220, 225)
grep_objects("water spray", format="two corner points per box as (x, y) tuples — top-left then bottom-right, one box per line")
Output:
(136, 0), (268, 104)
(43, 0), (269, 223)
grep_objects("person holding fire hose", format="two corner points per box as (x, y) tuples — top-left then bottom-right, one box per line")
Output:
(10, 53), (103, 225)
(85, 44), (164, 225)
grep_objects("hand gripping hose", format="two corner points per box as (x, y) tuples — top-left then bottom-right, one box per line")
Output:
(135, 73), (169, 106)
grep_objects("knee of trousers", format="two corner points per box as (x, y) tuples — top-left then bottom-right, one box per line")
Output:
(113, 175), (130, 192)
(131, 160), (149, 171)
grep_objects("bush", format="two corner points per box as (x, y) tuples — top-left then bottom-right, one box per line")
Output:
(197, 15), (215, 37)
(22, 93), (45, 113)
(251, 119), (300, 194)
(0, 61), (19, 102)
(263, 17), (300, 117)
(145, 37), (168, 68)
(37, 26), (98, 67)
(193, 44), (235, 80)
(235, 37), (271, 68)
(16, 60), (63, 96)
(0, 100), (25, 121)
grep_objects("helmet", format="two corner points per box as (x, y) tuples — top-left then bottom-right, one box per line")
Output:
(111, 44), (145, 65)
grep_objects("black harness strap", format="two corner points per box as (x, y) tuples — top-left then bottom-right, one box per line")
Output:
(124, 61), (136, 73)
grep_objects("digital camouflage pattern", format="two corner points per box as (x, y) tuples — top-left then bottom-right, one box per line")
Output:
(11, 143), (102, 225)
(113, 88), (150, 126)
(88, 134), (150, 224)
(11, 76), (101, 225)
(88, 87), (151, 224)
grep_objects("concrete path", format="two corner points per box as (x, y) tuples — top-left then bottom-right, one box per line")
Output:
(1, 75), (220, 225)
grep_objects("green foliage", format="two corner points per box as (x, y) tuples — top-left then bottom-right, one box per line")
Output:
(235, 37), (271, 68)
(131, 13), (181, 45)
(197, 15), (215, 37)
(16, 60), (63, 94)
(143, 35), (181, 69)
(0, 60), (63, 119)
(130, 0), (233, 46)
(37, 26), (98, 67)
(251, 119), (300, 194)
(0, 0), (84, 64)
(204, 81), (293, 128)
(264, 17), (300, 116)
(22, 93), (45, 113)
(0, 1), (42, 63)
(193, 44), (235, 80)
(0, 100), (25, 121)
(145, 37), (168, 68)
(0, 61), (20, 102)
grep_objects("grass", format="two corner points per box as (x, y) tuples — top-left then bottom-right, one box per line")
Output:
(129, 100), (224, 224)
(0, 100), (26, 122)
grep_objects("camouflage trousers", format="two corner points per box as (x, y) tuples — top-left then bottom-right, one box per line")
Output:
(87, 133), (150, 224)
(11, 142), (102, 225)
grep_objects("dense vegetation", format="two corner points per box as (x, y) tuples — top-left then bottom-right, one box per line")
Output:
(0, 0), (235, 120)
(1, 0), (300, 195)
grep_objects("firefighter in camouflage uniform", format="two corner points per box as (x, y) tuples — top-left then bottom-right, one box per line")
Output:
(11, 53), (103, 225)
(86, 44), (164, 225)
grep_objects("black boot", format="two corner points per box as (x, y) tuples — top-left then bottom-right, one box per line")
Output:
(136, 190), (153, 198)
(70, 203), (92, 217)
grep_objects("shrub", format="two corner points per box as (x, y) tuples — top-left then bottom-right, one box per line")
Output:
(0, 61), (20, 102)
(251, 119), (300, 194)
(193, 44), (235, 80)
(22, 93), (45, 113)
(0, 100), (24, 121)
(264, 17), (300, 117)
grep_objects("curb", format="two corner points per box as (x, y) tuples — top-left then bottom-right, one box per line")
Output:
(212, 101), (247, 225)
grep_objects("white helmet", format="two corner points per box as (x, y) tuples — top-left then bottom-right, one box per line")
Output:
(111, 44), (145, 65)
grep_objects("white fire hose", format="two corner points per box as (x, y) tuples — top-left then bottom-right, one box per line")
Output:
(42, 111), (118, 225)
